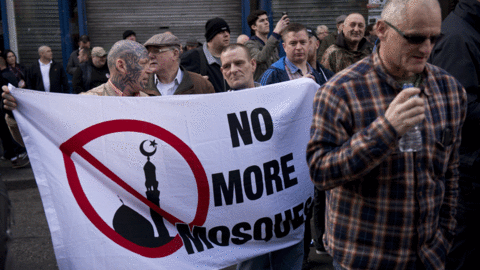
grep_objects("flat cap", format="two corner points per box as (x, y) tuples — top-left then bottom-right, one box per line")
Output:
(144, 33), (181, 47)
(91, 47), (107, 57)
(336, 14), (347, 24)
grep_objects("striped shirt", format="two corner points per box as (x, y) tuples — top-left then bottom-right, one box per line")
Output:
(307, 52), (466, 269)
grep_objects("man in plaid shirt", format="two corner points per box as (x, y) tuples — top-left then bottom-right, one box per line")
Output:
(307, 0), (467, 269)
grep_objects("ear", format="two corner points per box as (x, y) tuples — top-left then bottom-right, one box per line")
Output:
(375, 20), (388, 42)
(173, 48), (180, 58)
(315, 39), (320, 49)
(115, 58), (127, 74)
(251, 24), (258, 33)
(282, 42), (286, 50)
(251, 58), (257, 73)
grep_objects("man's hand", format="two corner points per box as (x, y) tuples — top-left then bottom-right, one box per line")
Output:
(273, 15), (290, 35)
(2, 85), (18, 111)
(385, 87), (425, 136)
(303, 73), (315, 80)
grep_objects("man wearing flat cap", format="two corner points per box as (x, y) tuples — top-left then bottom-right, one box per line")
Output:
(72, 46), (110, 93)
(180, 17), (231, 92)
(317, 14), (347, 61)
(144, 33), (214, 96)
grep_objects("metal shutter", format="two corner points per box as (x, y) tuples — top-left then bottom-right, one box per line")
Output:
(14, 0), (62, 67)
(86, 0), (242, 51)
(272, 0), (368, 32)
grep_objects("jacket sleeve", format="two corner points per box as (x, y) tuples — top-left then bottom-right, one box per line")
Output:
(72, 66), (84, 94)
(5, 114), (24, 147)
(430, 33), (480, 124)
(25, 65), (35, 90)
(321, 46), (337, 74)
(66, 52), (77, 75)
(259, 68), (276, 86)
(180, 49), (201, 74)
(245, 35), (280, 64)
(61, 65), (70, 93)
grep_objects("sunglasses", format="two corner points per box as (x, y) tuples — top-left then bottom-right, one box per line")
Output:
(384, 21), (443, 45)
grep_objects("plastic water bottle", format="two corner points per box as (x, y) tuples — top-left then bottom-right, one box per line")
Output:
(398, 83), (422, 152)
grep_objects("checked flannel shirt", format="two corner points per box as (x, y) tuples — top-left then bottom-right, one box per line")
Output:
(307, 51), (466, 269)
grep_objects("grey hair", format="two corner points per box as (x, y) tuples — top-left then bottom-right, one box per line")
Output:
(381, 0), (409, 25)
(316, 25), (328, 33)
(381, 0), (440, 26)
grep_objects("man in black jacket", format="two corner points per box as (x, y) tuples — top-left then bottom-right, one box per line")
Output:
(180, 17), (230, 92)
(26, 46), (70, 93)
(72, 47), (109, 93)
(429, 0), (480, 269)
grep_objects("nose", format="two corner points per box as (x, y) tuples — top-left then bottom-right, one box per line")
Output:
(230, 64), (239, 74)
(418, 38), (434, 54)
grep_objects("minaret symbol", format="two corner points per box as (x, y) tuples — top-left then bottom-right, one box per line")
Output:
(112, 139), (173, 247)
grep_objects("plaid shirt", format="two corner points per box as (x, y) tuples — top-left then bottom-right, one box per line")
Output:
(307, 52), (466, 269)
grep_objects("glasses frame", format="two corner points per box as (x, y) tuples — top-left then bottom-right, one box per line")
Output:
(148, 47), (175, 55)
(383, 21), (442, 45)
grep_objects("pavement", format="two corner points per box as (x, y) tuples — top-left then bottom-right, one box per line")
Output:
(1, 158), (334, 270)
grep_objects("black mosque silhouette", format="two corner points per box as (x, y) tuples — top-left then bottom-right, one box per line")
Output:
(112, 139), (174, 247)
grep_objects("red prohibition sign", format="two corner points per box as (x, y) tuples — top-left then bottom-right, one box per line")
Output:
(59, 120), (209, 258)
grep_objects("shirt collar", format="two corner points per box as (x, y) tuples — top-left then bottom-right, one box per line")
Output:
(155, 67), (183, 86)
(284, 57), (313, 75)
(250, 36), (265, 46)
(108, 80), (140, 97)
(203, 43), (221, 66)
(38, 59), (52, 66)
(373, 47), (430, 96)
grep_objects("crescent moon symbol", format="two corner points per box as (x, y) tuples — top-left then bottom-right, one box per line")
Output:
(140, 140), (157, 157)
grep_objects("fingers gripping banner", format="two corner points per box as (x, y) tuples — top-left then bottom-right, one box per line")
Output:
(11, 79), (318, 269)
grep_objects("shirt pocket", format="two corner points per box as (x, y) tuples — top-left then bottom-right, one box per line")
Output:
(432, 126), (455, 176)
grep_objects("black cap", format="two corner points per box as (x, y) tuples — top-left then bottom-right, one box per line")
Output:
(306, 27), (319, 41)
(205, 17), (230, 42)
(123, 30), (136, 40)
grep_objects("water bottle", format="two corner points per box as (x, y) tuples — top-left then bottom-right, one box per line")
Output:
(398, 83), (422, 152)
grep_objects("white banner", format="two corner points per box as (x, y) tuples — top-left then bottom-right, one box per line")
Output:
(12, 78), (318, 270)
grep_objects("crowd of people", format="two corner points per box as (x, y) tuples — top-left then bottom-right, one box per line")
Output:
(0, 0), (479, 269)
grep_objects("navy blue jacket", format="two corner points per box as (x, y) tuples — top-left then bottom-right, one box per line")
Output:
(259, 56), (333, 86)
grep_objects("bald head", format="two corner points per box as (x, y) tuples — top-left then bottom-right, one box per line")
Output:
(107, 40), (151, 96)
(107, 40), (149, 70)
(38, 46), (53, 63)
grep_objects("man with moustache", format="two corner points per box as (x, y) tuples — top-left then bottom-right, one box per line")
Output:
(321, 13), (372, 73)
(307, 0), (466, 269)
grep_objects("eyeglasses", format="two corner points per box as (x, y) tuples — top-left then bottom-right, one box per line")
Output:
(384, 21), (443, 45)
(148, 47), (174, 54)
